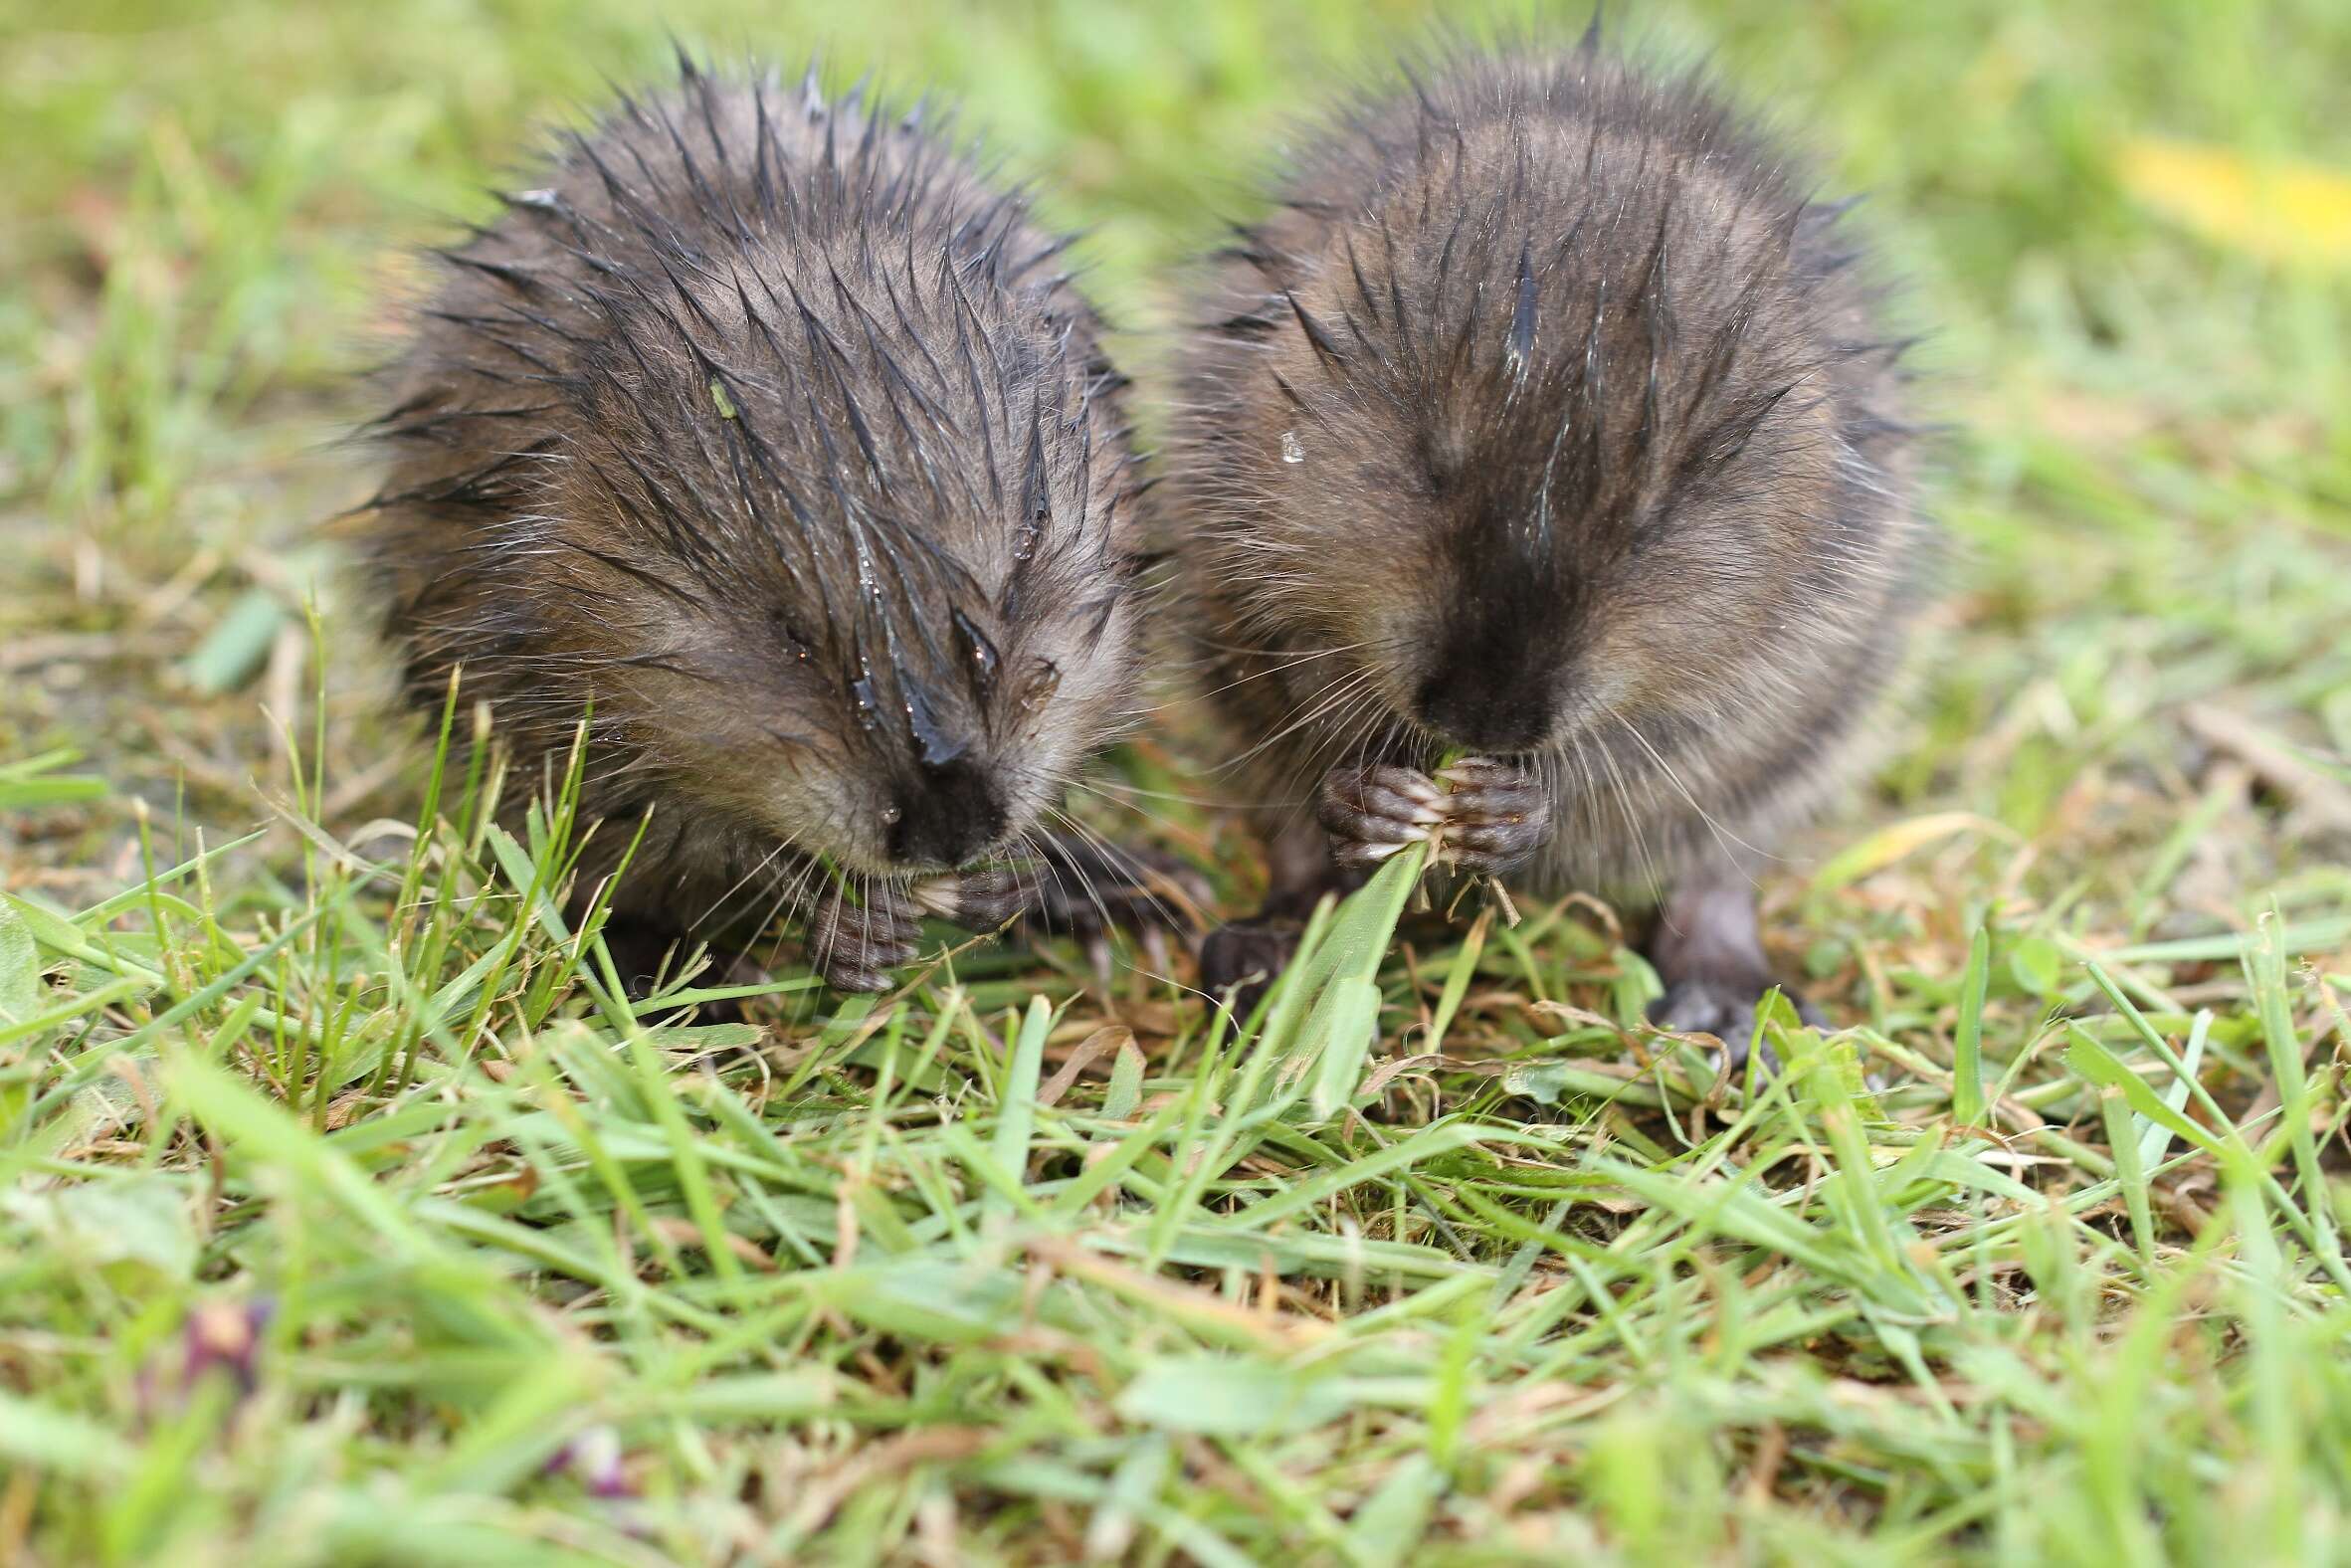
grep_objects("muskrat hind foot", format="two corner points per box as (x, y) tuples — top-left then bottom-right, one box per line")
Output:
(1199, 916), (1307, 1020)
(598, 915), (760, 1023)
(1645, 864), (1822, 1075)
(601, 914), (692, 1001)
(1647, 978), (1822, 1075)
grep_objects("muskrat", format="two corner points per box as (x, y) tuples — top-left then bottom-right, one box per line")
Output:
(1170, 32), (1931, 1050)
(360, 55), (1176, 993)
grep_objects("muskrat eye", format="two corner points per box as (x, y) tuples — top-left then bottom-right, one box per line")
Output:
(953, 608), (1000, 700)
(1021, 658), (1062, 711)
(1416, 430), (1463, 497)
(770, 609), (811, 659)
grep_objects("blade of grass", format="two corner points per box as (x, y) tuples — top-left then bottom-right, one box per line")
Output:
(1953, 923), (1991, 1127)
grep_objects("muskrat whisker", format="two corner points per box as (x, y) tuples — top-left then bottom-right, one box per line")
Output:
(690, 835), (796, 932)
(1609, 710), (1776, 872)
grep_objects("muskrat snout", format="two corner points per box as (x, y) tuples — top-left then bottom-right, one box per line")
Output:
(1413, 622), (1563, 753)
(884, 755), (1010, 872)
(1413, 670), (1556, 755)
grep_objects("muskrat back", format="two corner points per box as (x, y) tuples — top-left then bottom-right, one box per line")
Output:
(362, 56), (1156, 991)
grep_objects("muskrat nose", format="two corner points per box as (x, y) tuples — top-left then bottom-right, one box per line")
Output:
(1414, 676), (1551, 754)
(887, 755), (1008, 870)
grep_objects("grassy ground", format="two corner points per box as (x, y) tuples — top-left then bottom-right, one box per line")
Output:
(5, 0), (2351, 1561)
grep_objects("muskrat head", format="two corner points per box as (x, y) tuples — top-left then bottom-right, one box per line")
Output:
(1194, 121), (1865, 770)
(531, 258), (1146, 881)
(630, 546), (1143, 879)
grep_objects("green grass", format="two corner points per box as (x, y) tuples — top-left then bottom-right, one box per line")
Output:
(5, 0), (2351, 1561)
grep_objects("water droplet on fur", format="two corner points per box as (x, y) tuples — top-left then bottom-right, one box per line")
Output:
(1280, 430), (1305, 465)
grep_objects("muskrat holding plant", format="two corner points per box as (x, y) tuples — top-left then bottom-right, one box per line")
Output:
(1171, 30), (1932, 1056)
(359, 54), (1189, 995)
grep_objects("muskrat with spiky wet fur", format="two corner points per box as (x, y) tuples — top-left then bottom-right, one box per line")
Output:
(1171, 32), (1932, 1051)
(361, 54), (1176, 993)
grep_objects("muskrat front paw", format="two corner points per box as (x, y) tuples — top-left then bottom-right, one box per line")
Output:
(808, 886), (926, 993)
(909, 840), (1208, 941)
(1431, 757), (1550, 874)
(1319, 764), (1448, 869)
(1319, 759), (1550, 874)
(909, 866), (1039, 931)
(1024, 838), (1211, 939)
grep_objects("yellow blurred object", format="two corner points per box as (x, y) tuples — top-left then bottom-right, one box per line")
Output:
(2116, 136), (2351, 268)
(1808, 811), (2013, 894)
